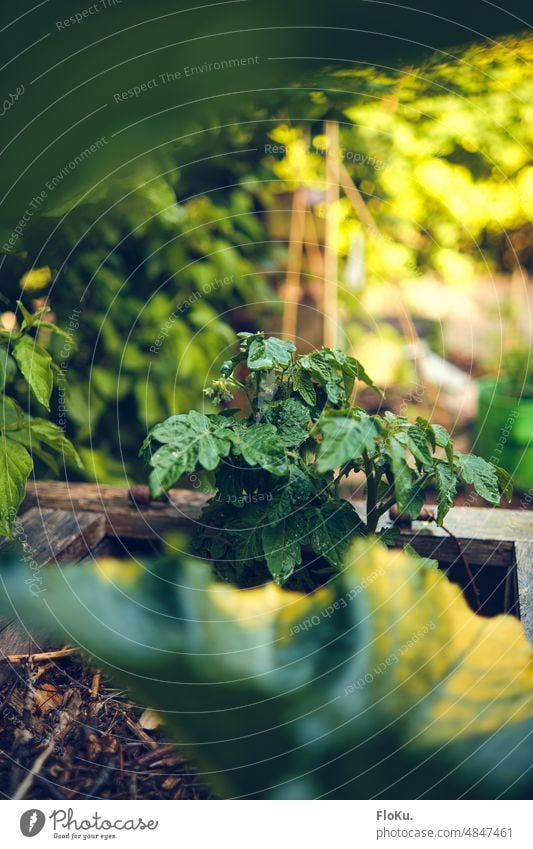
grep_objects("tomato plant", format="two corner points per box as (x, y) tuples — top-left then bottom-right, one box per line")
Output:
(142, 332), (511, 587)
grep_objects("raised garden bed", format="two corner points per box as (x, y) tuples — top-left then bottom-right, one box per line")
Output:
(0, 480), (531, 800)
(1, 481), (531, 657)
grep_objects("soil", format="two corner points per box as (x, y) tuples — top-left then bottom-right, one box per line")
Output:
(0, 655), (209, 801)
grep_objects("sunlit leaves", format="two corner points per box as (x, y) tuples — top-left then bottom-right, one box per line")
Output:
(456, 452), (501, 505)
(316, 415), (378, 472)
(12, 335), (54, 410)
(0, 435), (33, 537)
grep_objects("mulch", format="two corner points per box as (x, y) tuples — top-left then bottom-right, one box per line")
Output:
(0, 653), (210, 800)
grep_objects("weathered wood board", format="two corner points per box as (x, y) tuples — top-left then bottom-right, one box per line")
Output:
(0, 482), (531, 661)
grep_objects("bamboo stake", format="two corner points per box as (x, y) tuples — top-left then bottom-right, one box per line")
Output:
(324, 121), (340, 348)
(281, 186), (307, 341)
(339, 157), (424, 360)
(339, 160), (380, 238)
(304, 209), (324, 278)
(2, 646), (77, 664)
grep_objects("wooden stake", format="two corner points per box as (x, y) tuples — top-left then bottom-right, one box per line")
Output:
(2, 646), (77, 664)
(324, 121), (340, 348)
(281, 186), (307, 341)
(304, 209), (324, 278)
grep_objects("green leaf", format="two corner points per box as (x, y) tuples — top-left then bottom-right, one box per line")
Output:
(316, 416), (378, 472)
(247, 336), (295, 371)
(0, 350), (17, 388)
(15, 299), (36, 328)
(435, 461), (458, 525)
(324, 378), (342, 405)
(432, 423), (454, 467)
(214, 463), (246, 502)
(229, 424), (288, 476)
(0, 397), (25, 431)
(264, 398), (310, 447)
(378, 525), (400, 546)
(395, 424), (433, 468)
(224, 503), (270, 571)
(27, 418), (83, 469)
(32, 320), (73, 341)
(299, 352), (334, 386)
(416, 416), (436, 451)
(494, 465), (513, 502)
(0, 435), (33, 537)
(403, 482), (427, 520)
(12, 335), (54, 409)
(6, 429), (60, 475)
(145, 411), (234, 496)
(310, 500), (365, 568)
(456, 453), (501, 505)
(262, 516), (303, 583)
(388, 437), (415, 515)
(269, 465), (315, 521)
(342, 354), (383, 397)
(148, 443), (192, 496)
(292, 365), (316, 406)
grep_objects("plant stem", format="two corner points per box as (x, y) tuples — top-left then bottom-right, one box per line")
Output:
(234, 379), (255, 416)
(363, 451), (378, 534)
(376, 494), (397, 518)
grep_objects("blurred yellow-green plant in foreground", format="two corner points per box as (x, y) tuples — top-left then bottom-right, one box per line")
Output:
(2, 540), (532, 798)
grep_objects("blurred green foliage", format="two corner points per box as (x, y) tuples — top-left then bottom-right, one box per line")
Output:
(1, 145), (278, 482)
(2, 540), (532, 798)
(1, 36), (531, 482)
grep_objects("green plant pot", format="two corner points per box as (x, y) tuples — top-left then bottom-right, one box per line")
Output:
(475, 378), (533, 492)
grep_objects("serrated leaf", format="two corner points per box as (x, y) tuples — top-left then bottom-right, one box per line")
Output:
(229, 424), (288, 476)
(456, 453), (501, 505)
(435, 461), (458, 525)
(12, 335), (54, 409)
(247, 336), (295, 371)
(494, 465), (513, 502)
(148, 443), (192, 496)
(343, 354), (383, 397)
(403, 481), (426, 520)
(6, 429), (60, 475)
(388, 437), (415, 514)
(310, 500), (365, 568)
(378, 525), (401, 546)
(145, 411), (234, 495)
(292, 365), (316, 406)
(432, 423), (454, 467)
(396, 424), (433, 468)
(324, 378), (342, 405)
(299, 352), (333, 386)
(0, 435), (33, 537)
(269, 465), (315, 521)
(264, 398), (310, 447)
(224, 502), (270, 569)
(262, 516), (303, 583)
(415, 416), (436, 451)
(316, 416), (378, 472)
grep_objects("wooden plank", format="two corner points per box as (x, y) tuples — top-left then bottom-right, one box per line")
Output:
(23, 481), (206, 538)
(0, 507), (107, 661)
(4, 481), (532, 646)
(23, 483), (533, 560)
(393, 529), (514, 568)
(515, 541), (533, 642)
